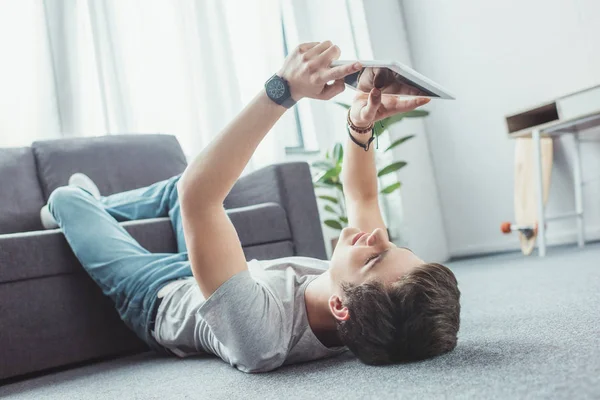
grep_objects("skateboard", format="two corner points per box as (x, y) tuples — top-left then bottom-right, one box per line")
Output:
(501, 137), (553, 255)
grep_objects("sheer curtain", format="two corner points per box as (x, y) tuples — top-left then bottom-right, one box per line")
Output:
(0, 0), (60, 147)
(0, 0), (370, 170)
(43, 0), (294, 168)
(0, 0), (295, 169)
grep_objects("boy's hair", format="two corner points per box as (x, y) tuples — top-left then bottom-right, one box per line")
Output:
(337, 263), (461, 364)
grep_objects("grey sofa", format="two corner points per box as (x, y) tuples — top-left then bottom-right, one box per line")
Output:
(0, 134), (326, 381)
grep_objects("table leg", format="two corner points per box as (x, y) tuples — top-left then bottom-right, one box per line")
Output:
(532, 129), (546, 257)
(573, 132), (585, 247)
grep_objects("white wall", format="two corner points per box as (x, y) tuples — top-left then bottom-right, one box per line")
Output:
(401, 0), (600, 256)
(281, 0), (450, 262)
(281, 0), (368, 257)
(360, 0), (449, 262)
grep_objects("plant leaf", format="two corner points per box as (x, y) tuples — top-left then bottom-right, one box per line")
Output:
(385, 110), (429, 127)
(318, 195), (338, 204)
(377, 162), (407, 177)
(384, 135), (415, 152)
(324, 219), (343, 230)
(339, 216), (348, 223)
(402, 109), (429, 118)
(314, 179), (343, 192)
(334, 101), (351, 109)
(376, 110), (429, 136)
(380, 182), (402, 194)
(333, 143), (344, 164)
(312, 160), (334, 170)
(382, 114), (405, 128)
(313, 174), (328, 185)
(373, 120), (386, 137)
(324, 205), (339, 215)
(315, 166), (341, 183)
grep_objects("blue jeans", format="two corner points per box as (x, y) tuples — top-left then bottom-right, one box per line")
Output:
(48, 175), (193, 351)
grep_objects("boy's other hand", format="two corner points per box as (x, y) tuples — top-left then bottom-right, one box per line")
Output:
(278, 41), (362, 101)
(349, 89), (430, 128)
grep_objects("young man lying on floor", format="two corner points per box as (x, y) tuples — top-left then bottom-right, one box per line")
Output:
(41, 41), (461, 373)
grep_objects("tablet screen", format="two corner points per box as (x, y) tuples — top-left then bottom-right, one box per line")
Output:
(343, 67), (440, 98)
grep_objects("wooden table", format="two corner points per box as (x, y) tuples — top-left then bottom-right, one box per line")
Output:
(508, 110), (600, 256)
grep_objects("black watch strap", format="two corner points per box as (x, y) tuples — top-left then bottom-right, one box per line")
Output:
(347, 126), (376, 151)
(280, 96), (297, 109)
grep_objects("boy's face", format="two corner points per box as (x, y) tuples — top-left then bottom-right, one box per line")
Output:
(329, 227), (424, 292)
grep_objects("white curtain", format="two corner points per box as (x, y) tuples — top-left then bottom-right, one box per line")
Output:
(0, 0), (297, 169)
(0, 0), (60, 147)
(44, 0), (295, 168)
(0, 0), (370, 171)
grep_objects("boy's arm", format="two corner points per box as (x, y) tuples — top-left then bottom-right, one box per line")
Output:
(342, 120), (387, 237)
(178, 41), (361, 298)
(342, 89), (430, 237)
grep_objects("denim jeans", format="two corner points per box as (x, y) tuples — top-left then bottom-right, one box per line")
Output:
(48, 175), (193, 351)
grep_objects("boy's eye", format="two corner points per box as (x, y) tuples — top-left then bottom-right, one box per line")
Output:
(364, 254), (379, 265)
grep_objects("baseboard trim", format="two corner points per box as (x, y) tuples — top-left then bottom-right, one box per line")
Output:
(450, 226), (600, 258)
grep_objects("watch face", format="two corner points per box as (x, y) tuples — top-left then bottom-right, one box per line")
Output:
(267, 78), (286, 99)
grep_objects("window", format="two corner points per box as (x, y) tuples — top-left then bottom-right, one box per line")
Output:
(280, 14), (316, 153)
(278, 0), (371, 155)
(0, 0), (370, 160)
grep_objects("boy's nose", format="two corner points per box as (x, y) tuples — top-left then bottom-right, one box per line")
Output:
(367, 228), (386, 246)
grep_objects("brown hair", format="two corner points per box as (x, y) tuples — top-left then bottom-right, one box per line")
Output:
(337, 263), (461, 364)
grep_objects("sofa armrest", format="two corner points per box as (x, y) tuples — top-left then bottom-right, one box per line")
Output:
(224, 162), (326, 260)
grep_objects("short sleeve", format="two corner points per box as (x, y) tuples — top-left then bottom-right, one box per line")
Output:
(198, 270), (288, 373)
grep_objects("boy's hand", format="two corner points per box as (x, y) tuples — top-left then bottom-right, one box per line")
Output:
(349, 89), (430, 129)
(278, 41), (362, 101)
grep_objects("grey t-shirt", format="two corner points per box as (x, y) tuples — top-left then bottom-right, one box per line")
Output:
(152, 256), (347, 373)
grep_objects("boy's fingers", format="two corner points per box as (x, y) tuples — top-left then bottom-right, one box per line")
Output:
(318, 79), (345, 100)
(393, 97), (429, 113)
(316, 44), (341, 66)
(322, 62), (362, 82)
(296, 42), (319, 54)
(304, 40), (333, 58)
(360, 88), (382, 121)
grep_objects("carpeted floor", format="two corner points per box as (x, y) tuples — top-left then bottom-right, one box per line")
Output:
(2, 244), (599, 399)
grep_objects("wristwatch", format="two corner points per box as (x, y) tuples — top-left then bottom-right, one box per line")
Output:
(264, 74), (296, 109)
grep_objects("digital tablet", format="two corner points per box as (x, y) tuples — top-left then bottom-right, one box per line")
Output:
(331, 60), (455, 100)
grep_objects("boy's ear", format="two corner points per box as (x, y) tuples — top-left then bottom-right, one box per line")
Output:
(329, 295), (349, 321)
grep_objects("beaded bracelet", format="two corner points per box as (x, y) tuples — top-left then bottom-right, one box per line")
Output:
(347, 109), (374, 134)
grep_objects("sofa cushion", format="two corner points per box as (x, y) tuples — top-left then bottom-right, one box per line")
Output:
(32, 134), (187, 200)
(227, 202), (292, 248)
(0, 147), (45, 234)
(243, 241), (295, 261)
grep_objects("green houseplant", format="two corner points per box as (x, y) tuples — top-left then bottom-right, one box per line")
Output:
(312, 105), (429, 238)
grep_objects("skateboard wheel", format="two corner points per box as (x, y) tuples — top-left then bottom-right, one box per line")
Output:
(500, 222), (512, 234)
(522, 228), (535, 239)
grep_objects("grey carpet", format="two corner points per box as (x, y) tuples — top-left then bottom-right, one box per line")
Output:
(2, 244), (599, 399)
